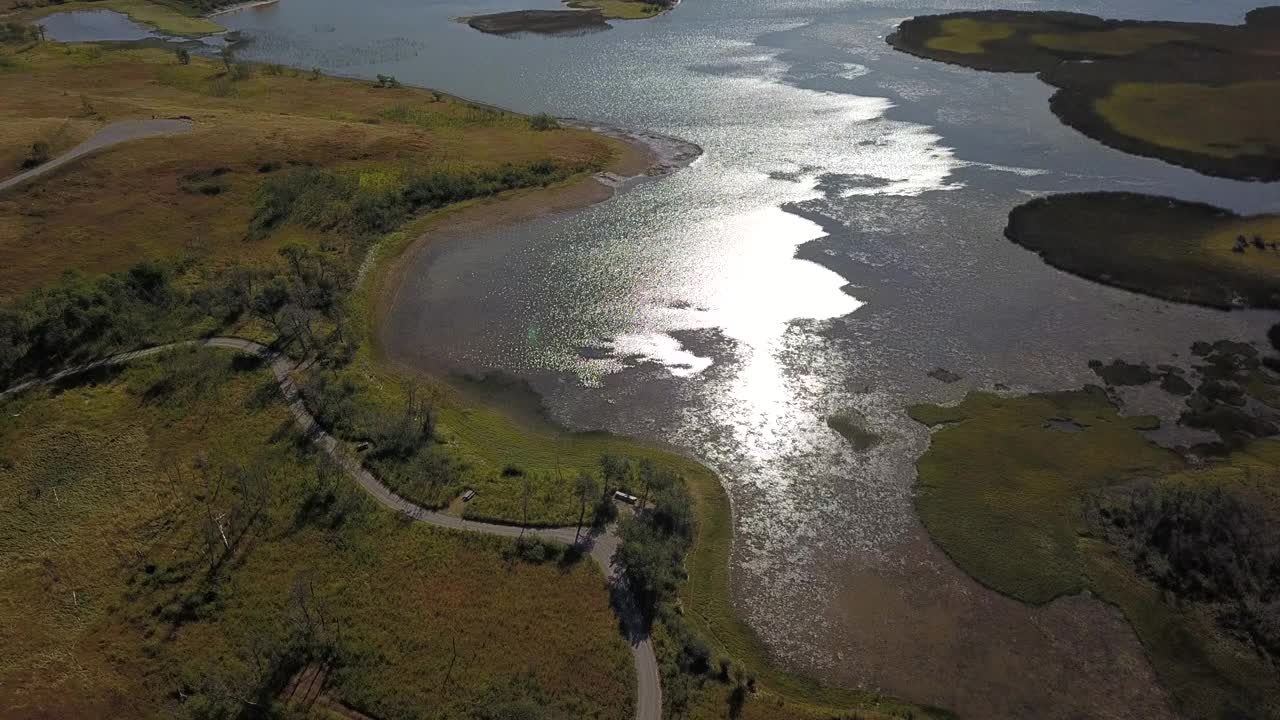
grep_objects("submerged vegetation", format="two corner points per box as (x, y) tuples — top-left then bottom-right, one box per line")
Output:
(887, 7), (1280, 180)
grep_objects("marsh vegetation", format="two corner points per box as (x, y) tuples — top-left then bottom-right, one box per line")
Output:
(888, 8), (1280, 180)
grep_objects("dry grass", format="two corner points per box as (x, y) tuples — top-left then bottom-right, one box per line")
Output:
(563, 0), (663, 20)
(0, 350), (634, 719)
(0, 44), (621, 301)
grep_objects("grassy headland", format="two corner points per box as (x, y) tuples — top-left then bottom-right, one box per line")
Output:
(887, 7), (1280, 180)
(1005, 192), (1280, 310)
(909, 343), (1280, 718)
(0, 34), (946, 720)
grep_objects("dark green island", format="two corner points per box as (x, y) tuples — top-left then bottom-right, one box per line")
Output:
(888, 7), (1280, 180)
(1005, 192), (1280, 309)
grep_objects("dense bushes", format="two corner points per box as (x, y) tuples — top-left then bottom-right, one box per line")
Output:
(528, 113), (559, 131)
(0, 21), (39, 44)
(1092, 480), (1280, 658)
(0, 262), (199, 386)
(249, 160), (580, 240)
(297, 373), (463, 508)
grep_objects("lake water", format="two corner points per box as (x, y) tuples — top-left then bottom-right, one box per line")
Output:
(48, 0), (1280, 715)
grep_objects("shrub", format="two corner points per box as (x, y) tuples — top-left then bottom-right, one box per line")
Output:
(248, 160), (580, 240)
(0, 20), (39, 44)
(528, 112), (559, 131)
(207, 76), (234, 97)
(1092, 480), (1280, 657)
(18, 140), (49, 170)
(230, 62), (253, 81)
(0, 262), (196, 386)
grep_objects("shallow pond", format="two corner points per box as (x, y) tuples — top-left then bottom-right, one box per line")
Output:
(39, 9), (163, 42)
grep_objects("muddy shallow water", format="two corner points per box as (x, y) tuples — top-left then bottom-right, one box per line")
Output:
(101, 0), (1280, 715)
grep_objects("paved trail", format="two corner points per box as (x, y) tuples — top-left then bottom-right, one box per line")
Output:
(0, 118), (193, 195)
(1, 337), (661, 720)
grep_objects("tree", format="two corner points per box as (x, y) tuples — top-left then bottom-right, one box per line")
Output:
(219, 45), (234, 72)
(175, 46), (190, 65)
(251, 281), (290, 336)
(574, 469), (599, 541)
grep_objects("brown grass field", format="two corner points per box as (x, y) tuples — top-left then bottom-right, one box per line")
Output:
(0, 350), (634, 719)
(0, 42), (622, 300)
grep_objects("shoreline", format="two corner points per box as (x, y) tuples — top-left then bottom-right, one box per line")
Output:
(205, 0), (279, 18)
(370, 120), (701, 379)
(359, 119), (944, 718)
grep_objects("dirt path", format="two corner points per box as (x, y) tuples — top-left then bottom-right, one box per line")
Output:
(0, 118), (193, 195)
(0, 336), (661, 720)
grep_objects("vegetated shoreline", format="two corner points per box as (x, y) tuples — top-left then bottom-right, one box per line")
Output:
(885, 8), (1280, 181)
(362, 113), (949, 717)
(204, 0), (278, 18)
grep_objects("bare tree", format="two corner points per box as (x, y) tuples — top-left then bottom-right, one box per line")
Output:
(575, 469), (599, 542)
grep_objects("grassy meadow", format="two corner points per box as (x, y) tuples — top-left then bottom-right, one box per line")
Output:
(0, 349), (634, 719)
(0, 42), (619, 301)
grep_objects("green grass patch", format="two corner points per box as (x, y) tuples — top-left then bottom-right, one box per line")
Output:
(910, 385), (1280, 719)
(924, 17), (1014, 55)
(909, 385), (1176, 602)
(1096, 79), (1280, 160)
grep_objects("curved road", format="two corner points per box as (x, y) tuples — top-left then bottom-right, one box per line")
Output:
(0, 119), (193, 195)
(0, 337), (661, 720)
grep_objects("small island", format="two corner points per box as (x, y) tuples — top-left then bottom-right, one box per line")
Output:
(887, 8), (1280, 180)
(466, 8), (611, 36)
(1004, 192), (1280, 310)
(466, 0), (673, 36)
